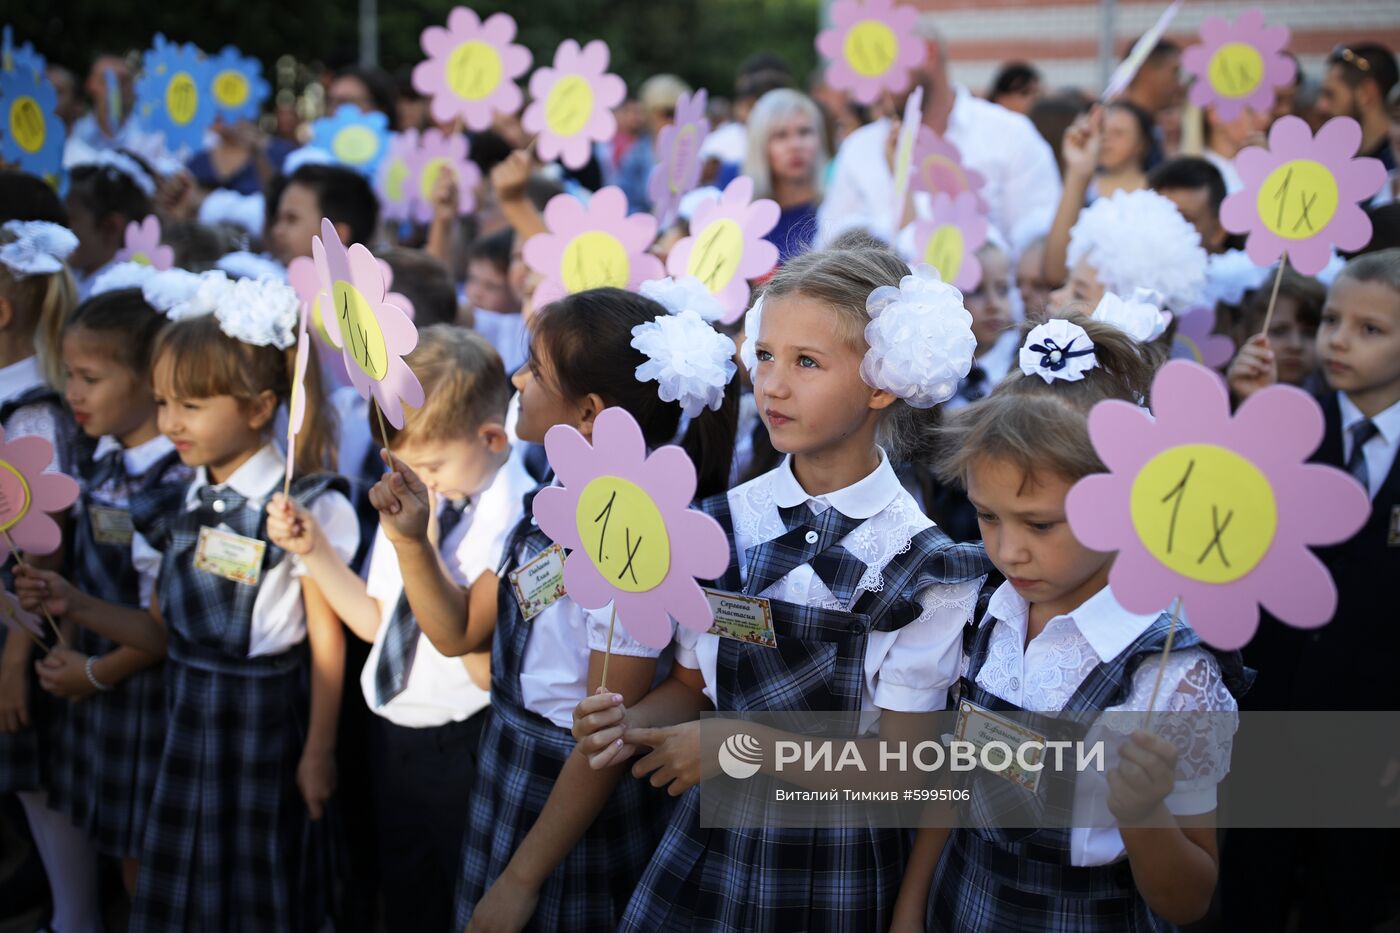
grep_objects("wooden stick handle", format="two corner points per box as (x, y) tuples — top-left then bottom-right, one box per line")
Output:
(1258, 256), (1288, 338)
(599, 604), (617, 693)
(1142, 596), (1182, 732)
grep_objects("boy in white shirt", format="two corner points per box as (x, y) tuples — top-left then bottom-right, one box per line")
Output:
(268, 326), (533, 933)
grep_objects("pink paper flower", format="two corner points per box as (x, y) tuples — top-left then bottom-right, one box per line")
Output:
(532, 406), (730, 649)
(376, 130), (422, 223)
(1171, 306), (1236, 370)
(523, 186), (665, 310)
(521, 39), (626, 170)
(1066, 360), (1371, 650)
(115, 215), (174, 270)
(911, 127), (987, 211)
(311, 218), (425, 429)
(1221, 116), (1387, 276)
(411, 7), (531, 131)
(912, 191), (988, 291)
(0, 426), (80, 559)
(410, 128), (481, 225)
(815, 0), (927, 106)
(648, 88), (710, 229)
(666, 176), (780, 325)
(1182, 8), (1295, 121)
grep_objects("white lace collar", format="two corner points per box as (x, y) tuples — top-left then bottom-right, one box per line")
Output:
(770, 447), (900, 521)
(985, 581), (1162, 664)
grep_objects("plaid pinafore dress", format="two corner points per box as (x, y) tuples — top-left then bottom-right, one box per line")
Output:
(129, 473), (345, 933)
(0, 386), (90, 794)
(47, 444), (189, 856)
(927, 612), (1254, 933)
(454, 488), (677, 932)
(618, 492), (991, 933)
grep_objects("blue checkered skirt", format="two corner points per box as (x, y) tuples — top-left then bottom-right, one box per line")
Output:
(619, 784), (909, 933)
(454, 697), (673, 932)
(129, 651), (332, 933)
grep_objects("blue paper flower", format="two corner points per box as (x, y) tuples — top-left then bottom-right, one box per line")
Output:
(136, 33), (214, 153)
(0, 66), (65, 186)
(309, 104), (391, 177)
(207, 46), (269, 123)
(2, 26), (46, 80)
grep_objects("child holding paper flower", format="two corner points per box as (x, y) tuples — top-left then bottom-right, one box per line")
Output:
(17, 271), (356, 933)
(572, 235), (992, 931)
(40, 283), (190, 896)
(0, 219), (103, 933)
(369, 285), (737, 931)
(892, 311), (1252, 931)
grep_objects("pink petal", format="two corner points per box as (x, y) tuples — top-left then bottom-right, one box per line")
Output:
(1181, 583), (1260, 651)
(1106, 545), (1180, 615)
(577, 39), (610, 76)
(532, 484), (582, 549)
(562, 552), (612, 611)
(420, 25), (453, 59)
(1234, 384), (1322, 466)
(1275, 463), (1371, 544)
(1314, 116), (1363, 159)
(480, 11), (516, 43)
(636, 446), (697, 511)
(372, 384), (407, 430)
(594, 407), (646, 466)
(672, 510), (731, 580)
(541, 424), (597, 490)
(500, 47), (532, 80)
(614, 596), (673, 650)
(1086, 400), (1156, 473)
(596, 74), (626, 110)
(10, 511), (62, 556)
(554, 39), (583, 72)
(665, 578), (716, 635)
(1284, 236), (1332, 276)
(1255, 549), (1338, 630)
(446, 6), (482, 36)
(347, 244), (387, 303)
(28, 472), (79, 512)
(1064, 474), (1134, 551)
(526, 70), (556, 103)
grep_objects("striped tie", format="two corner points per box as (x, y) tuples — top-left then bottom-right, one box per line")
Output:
(1346, 419), (1379, 496)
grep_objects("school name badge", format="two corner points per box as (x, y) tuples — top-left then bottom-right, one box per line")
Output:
(703, 588), (777, 648)
(509, 543), (567, 621)
(194, 525), (267, 587)
(954, 697), (1049, 794)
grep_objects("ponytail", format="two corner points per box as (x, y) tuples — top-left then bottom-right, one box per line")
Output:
(0, 256), (76, 390)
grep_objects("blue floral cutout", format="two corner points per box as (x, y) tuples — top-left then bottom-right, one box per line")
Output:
(309, 104), (390, 177)
(2, 26), (46, 79)
(207, 46), (269, 123)
(0, 66), (65, 188)
(136, 34), (215, 153)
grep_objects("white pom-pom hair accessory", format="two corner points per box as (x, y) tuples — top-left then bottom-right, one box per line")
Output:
(0, 221), (78, 278)
(1090, 288), (1171, 343)
(631, 309), (737, 417)
(1019, 319), (1098, 384)
(860, 264), (977, 409)
(1067, 189), (1208, 311)
(639, 275), (727, 324)
(164, 270), (299, 350)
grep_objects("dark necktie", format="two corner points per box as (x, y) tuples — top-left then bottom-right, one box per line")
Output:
(742, 503), (867, 607)
(374, 498), (469, 706)
(1346, 419), (1379, 495)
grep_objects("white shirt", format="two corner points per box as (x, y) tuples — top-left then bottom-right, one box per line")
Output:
(970, 583), (1238, 867)
(91, 434), (179, 609)
(674, 451), (981, 716)
(472, 308), (529, 376)
(361, 452), (535, 728)
(0, 356), (59, 472)
(1203, 149), (1244, 195)
(132, 444), (359, 657)
(817, 86), (1062, 255)
(1339, 392), (1400, 500)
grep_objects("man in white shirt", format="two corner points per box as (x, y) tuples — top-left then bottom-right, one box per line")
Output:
(817, 35), (1062, 256)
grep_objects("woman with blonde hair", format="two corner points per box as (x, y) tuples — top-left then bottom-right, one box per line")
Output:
(742, 89), (828, 262)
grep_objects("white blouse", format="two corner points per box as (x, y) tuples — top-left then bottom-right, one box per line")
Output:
(969, 582), (1239, 867)
(132, 444), (359, 657)
(672, 451), (982, 715)
(0, 357), (60, 472)
(361, 452), (535, 728)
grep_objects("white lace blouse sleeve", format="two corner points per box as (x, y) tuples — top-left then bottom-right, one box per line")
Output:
(294, 491), (360, 576)
(584, 602), (671, 659)
(1108, 647), (1239, 815)
(870, 577), (981, 713)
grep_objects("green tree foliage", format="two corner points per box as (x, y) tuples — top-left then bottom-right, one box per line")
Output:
(19, 0), (821, 99)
